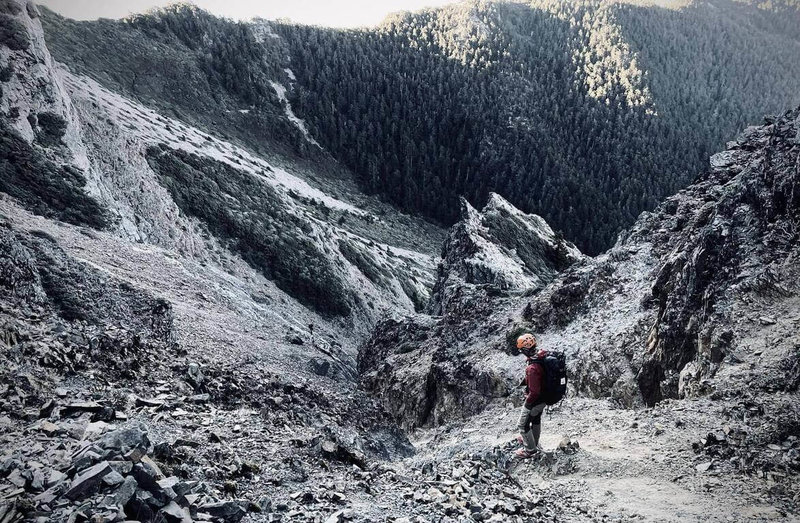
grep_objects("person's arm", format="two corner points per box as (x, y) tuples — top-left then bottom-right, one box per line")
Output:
(524, 364), (542, 408)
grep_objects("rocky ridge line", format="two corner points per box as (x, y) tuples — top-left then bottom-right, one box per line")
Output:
(360, 105), (800, 433)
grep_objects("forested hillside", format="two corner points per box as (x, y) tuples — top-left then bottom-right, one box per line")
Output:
(276, 0), (800, 253)
(40, 5), (315, 160)
(41, 0), (800, 254)
(3, 1), (800, 520)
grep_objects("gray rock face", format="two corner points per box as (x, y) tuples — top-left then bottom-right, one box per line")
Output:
(544, 108), (800, 404)
(98, 425), (151, 460)
(360, 313), (513, 430)
(429, 194), (583, 315)
(198, 500), (247, 522)
(0, 0), (74, 144)
(360, 196), (582, 429)
(564, 107), (800, 405)
(361, 106), (800, 430)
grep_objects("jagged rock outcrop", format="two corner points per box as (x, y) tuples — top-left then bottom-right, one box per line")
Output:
(525, 107), (800, 406)
(0, 0), (71, 144)
(359, 313), (512, 431)
(360, 195), (582, 429)
(429, 193), (583, 315)
(0, 0), (111, 229)
(626, 109), (800, 403)
(361, 106), (800, 430)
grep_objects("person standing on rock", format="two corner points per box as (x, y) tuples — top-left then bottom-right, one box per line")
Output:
(515, 333), (547, 459)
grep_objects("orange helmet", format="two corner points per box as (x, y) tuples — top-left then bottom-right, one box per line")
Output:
(516, 333), (537, 351)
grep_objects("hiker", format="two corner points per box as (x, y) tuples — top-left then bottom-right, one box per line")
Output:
(515, 333), (547, 459)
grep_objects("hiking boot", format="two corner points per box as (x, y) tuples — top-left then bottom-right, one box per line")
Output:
(515, 448), (537, 459)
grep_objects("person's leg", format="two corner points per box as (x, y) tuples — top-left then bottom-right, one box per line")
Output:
(529, 403), (546, 448)
(517, 406), (536, 451)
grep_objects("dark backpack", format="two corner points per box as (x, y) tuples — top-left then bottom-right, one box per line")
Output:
(535, 352), (568, 405)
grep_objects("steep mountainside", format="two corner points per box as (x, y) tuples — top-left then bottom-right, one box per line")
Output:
(0, 1), (448, 521)
(5, 0), (443, 324)
(276, 0), (800, 253)
(39, 0), (800, 254)
(2, 1), (800, 522)
(357, 105), (800, 518)
(39, 4), (308, 161)
(362, 105), (800, 438)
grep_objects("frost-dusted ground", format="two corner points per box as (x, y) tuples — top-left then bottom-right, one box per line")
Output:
(65, 73), (350, 214)
(5, 188), (790, 521)
(0, 196), (348, 375)
(269, 80), (320, 147)
(408, 396), (792, 522)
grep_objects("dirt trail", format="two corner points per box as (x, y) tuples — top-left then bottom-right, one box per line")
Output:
(406, 398), (797, 522)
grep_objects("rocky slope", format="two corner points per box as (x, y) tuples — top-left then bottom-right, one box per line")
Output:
(528, 109), (800, 408)
(359, 196), (583, 429)
(428, 194), (583, 315)
(2, 1), (800, 522)
(2, 0), (442, 341)
(353, 105), (800, 520)
(361, 105), (800, 469)
(39, 4), (311, 163)
(0, 2), (442, 521)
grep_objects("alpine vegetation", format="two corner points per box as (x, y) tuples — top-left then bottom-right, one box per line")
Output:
(0, 0), (799, 522)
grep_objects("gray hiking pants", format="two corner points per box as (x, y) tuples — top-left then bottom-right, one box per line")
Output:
(517, 402), (546, 451)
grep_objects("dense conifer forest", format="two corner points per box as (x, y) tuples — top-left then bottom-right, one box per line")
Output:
(276, 0), (800, 253)
(42, 0), (800, 253)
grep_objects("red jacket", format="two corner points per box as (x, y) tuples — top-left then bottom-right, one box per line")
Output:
(523, 360), (544, 408)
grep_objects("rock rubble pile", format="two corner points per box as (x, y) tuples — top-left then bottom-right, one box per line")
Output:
(0, 421), (248, 523)
(362, 439), (601, 522)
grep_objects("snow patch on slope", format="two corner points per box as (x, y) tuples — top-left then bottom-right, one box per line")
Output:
(269, 80), (320, 147)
